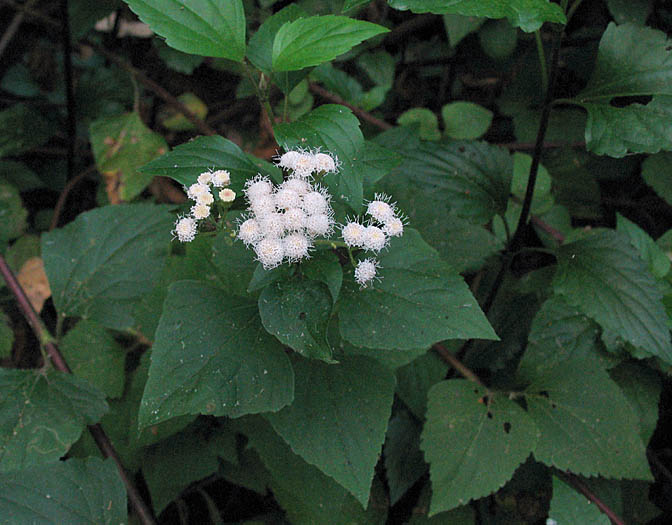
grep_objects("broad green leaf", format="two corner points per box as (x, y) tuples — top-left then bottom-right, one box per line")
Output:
(384, 411), (427, 505)
(0, 104), (51, 158)
(272, 15), (389, 71)
(575, 23), (672, 156)
(443, 14), (485, 47)
(357, 50), (395, 89)
(0, 457), (126, 524)
(422, 380), (537, 514)
(302, 250), (343, 302)
(0, 182), (27, 243)
(442, 102), (493, 139)
(359, 140), (402, 188)
(479, 19), (518, 59)
(606, 0), (652, 25)
(154, 38), (204, 74)
(274, 104), (365, 212)
(397, 108), (441, 141)
(141, 135), (280, 195)
(548, 475), (610, 524)
(311, 63), (365, 107)
(139, 281), (294, 427)
(235, 416), (387, 524)
(617, 213), (670, 279)
(524, 360), (651, 479)
(42, 204), (172, 330)
(60, 320), (126, 399)
(343, 0), (371, 12)
(338, 229), (497, 350)
(0, 369), (108, 473)
(90, 112), (169, 201)
(552, 230), (672, 363)
(642, 152), (672, 207)
(388, 0), (566, 32)
(395, 351), (448, 419)
(265, 356), (395, 506)
(0, 160), (44, 191)
(142, 421), (237, 513)
(259, 278), (334, 361)
(124, 0), (246, 61)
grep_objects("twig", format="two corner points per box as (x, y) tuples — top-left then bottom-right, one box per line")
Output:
(555, 471), (625, 525)
(0, 0), (40, 58)
(531, 215), (566, 243)
(433, 343), (485, 387)
(50, 165), (96, 231)
(0, 255), (157, 525)
(309, 83), (393, 130)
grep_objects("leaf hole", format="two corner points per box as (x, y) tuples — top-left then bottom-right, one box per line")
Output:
(539, 390), (549, 398)
(551, 403), (557, 409)
(610, 95), (652, 107)
(486, 411), (493, 419)
(298, 312), (306, 320)
(503, 422), (511, 433)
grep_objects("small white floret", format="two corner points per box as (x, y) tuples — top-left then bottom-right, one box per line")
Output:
(277, 150), (302, 171)
(274, 188), (302, 210)
(197, 172), (213, 185)
(283, 207), (307, 231)
(211, 169), (231, 187)
(196, 191), (214, 206)
(219, 188), (236, 202)
(366, 196), (395, 223)
(280, 177), (311, 195)
(187, 182), (211, 202)
(293, 152), (316, 178)
(313, 152), (338, 173)
(255, 237), (285, 269)
(258, 212), (286, 238)
(382, 216), (404, 237)
(283, 233), (311, 261)
(173, 216), (197, 243)
(238, 218), (263, 245)
(302, 190), (329, 215)
(342, 221), (366, 248)
(244, 176), (273, 201)
(305, 213), (333, 237)
(355, 258), (379, 287)
(363, 225), (388, 252)
(250, 194), (275, 217)
(191, 202), (211, 220)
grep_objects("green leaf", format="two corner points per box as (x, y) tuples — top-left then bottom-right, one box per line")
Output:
(384, 411), (427, 505)
(42, 204), (173, 330)
(0, 160), (44, 191)
(443, 14), (485, 47)
(575, 23), (672, 156)
(123, 0), (246, 61)
(548, 475), (610, 524)
(274, 104), (366, 212)
(642, 151), (672, 206)
(388, 0), (566, 32)
(397, 108), (441, 141)
(264, 356), (395, 506)
(0, 313), (13, 359)
(90, 112), (169, 201)
(60, 320), (126, 399)
(141, 135), (280, 195)
(479, 19), (518, 59)
(0, 457), (126, 524)
(524, 360), (651, 479)
(606, 0), (652, 25)
(395, 351), (448, 419)
(0, 369), (108, 473)
(139, 281), (294, 427)
(0, 234), (41, 289)
(421, 380), (537, 514)
(338, 229), (497, 350)
(69, 0), (123, 39)
(154, 38), (204, 74)
(617, 213), (670, 279)
(441, 102), (493, 139)
(159, 92), (208, 131)
(142, 421), (237, 513)
(357, 50), (395, 89)
(552, 230), (672, 363)
(272, 15), (389, 71)
(302, 250), (343, 302)
(259, 278), (334, 361)
(0, 104), (51, 158)
(0, 182), (27, 243)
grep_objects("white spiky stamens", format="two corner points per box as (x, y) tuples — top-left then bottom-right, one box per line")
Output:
(283, 207), (307, 231)
(363, 225), (388, 252)
(191, 203), (211, 220)
(173, 216), (197, 243)
(238, 218), (263, 245)
(355, 258), (379, 287)
(366, 195), (396, 223)
(258, 212), (286, 238)
(342, 221), (366, 248)
(313, 152), (338, 173)
(254, 237), (285, 269)
(197, 172), (213, 185)
(275, 188), (302, 210)
(187, 182), (211, 202)
(283, 233), (311, 261)
(382, 216), (404, 237)
(302, 189), (329, 215)
(305, 213), (333, 237)
(219, 188), (236, 202)
(281, 177), (311, 195)
(244, 176), (273, 201)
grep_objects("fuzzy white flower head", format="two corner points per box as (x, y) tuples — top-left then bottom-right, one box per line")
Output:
(173, 216), (197, 243)
(187, 182), (211, 202)
(244, 175), (273, 201)
(302, 189), (329, 215)
(211, 169), (231, 187)
(355, 258), (379, 287)
(197, 171), (213, 185)
(366, 194), (396, 223)
(305, 213), (333, 238)
(283, 207), (308, 231)
(258, 212), (286, 238)
(342, 221), (366, 248)
(313, 152), (338, 173)
(277, 150), (303, 171)
(283, 233), (311, 262)
(196, 191), (214, 206)
(280, 177), (311, 195)
(238, 218), (263, 245)
(250, 194), (275, 218)
(363, 225), (388, 252)
(191, 202), (211, 220)
(255, 237), (285, 269)
(219, 188), (236, 202)
(292, 152), (316, 178)
(382, 216), (404, 237)
(274, 188), (302, 210)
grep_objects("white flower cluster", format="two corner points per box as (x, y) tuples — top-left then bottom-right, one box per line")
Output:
(237, 150), (337, 269)
(342, 193), (405, 287)
(173, 170), (236, 243)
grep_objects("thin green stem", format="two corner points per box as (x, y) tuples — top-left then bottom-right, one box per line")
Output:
(535, 30), (549, 95)
(566, 0), (585, 24)
(347, 247), (357, 267)
(242, 61), (275, 124)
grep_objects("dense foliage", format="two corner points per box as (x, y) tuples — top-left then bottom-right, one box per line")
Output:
(1, 0), (671, 523)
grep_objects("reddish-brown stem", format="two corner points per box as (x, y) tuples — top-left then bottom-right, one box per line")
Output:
(309, 83), (393, 130)
(555, 471), (625, 525)
(531, 215), (566, 243)
(50, 165), (96, 231)
(0, 255), (157, 525)
(433, 343), (485, 387)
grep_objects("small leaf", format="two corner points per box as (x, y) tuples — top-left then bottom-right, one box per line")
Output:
(41, 204), (173, 330)
(338, 229), (497, 350)
(0, 458), (126, 523)
(606, 0), (653, 25)
(443, 14), (485, 47)
(442, 101), (493, 139)
(302, 250), (343, 303)
(397, 108), (440, 141)
(388, 0), (566, 32)
(259, 278), (334, 361)
(617, 214), (670, 279)
(264, 356), (395, 506)
(642, 152), (672, 207)
(479, 19), (518, 59)
(0, 182), (27, 243)
(124, 0), (246, 61)
(548, 475), (611, 524)
(395, 351), (448, 419)
(139, 281), (294, 427)
(552, 230), (672, 363)
(0, 104), (51, 158)
(272, 15), (388, 71)
(384, 411), (427, 505)
(421, 380), (537, 514)
(159, 92), (208, 131)
(0, 369), (108, 472)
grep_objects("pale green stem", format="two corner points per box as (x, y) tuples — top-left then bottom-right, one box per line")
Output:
(535, 30), (549, 95)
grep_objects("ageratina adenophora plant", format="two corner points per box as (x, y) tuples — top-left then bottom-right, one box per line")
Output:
(1, 0), (671, 524)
